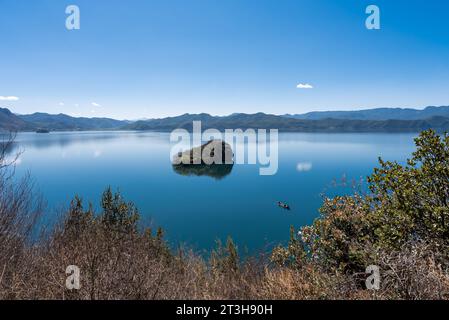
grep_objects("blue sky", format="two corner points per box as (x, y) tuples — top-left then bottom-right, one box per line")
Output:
(1, 0), (449, 119)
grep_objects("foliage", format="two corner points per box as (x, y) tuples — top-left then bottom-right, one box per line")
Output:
(301, 196), (375, 272)
(210, 237), (240, 274)
(368, 130), (449, 248)
(64, 196), (94, 238)
(271, 226), (307, 268)
(100, 187), (140, 235)
(282, 130), (449, 274)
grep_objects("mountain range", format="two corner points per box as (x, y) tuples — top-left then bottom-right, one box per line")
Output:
(285, 106), (449, 120)
(1, 106), (449, 133)
(18, 112), (127, 131)
(122, 112), (449, 132)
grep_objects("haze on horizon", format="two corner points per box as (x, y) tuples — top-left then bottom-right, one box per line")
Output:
(1, 0), (449, 120)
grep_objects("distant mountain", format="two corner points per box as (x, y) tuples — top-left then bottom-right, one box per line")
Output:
(125, 113), (217, 131)
(124, 112), (449, 133)
(17, 112), (127, 131)
(2, 106), (449, 133)
(0, 108), (35, 131)
(284, 106), (449, 121)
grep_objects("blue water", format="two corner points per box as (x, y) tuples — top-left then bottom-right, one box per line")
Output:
(10, 131), (417, 253)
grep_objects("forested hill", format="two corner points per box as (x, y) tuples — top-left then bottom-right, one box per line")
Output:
(2, 106), (449, 133)
(123, 112), (449, 132)
(285, 106), (449, 121)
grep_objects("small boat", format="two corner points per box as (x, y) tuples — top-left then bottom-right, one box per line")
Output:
(277, 201), (291, 210)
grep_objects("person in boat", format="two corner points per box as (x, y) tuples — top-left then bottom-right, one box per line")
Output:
(277, 201), (291, 210)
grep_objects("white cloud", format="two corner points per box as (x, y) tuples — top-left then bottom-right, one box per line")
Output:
(296, 83), (314, 89)
(58, 102), (65, 106)
(0, 96), (19, 101)
(91, 102), (101, 107)
(296, 162), (313, 172)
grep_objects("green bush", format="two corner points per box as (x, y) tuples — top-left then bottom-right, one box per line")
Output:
(100, 187), (140, 235)
(368, 130), (449, 248)
(289, 130), (449, 273)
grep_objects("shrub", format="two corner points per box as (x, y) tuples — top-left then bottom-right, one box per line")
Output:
(300, 195), (375, 273)
(284, 130), (449, 276)
(368, 130), (449, 248)
(100, 187), (140, 235)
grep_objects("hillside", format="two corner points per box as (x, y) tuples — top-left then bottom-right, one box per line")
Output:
(0, 108), (35, 131)
(18, 112), (127, 131)
(124, 112), (449, 133)
(285, 106), (449, 121)
(2, 106), (449, 133)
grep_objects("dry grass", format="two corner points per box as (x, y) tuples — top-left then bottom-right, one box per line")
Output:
(1, 209), (447, 300)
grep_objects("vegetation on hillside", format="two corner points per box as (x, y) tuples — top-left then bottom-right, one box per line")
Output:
(0, 130), (448, 300)
(124, 112), (449, 132)
(3, 106), (449, 132)
(286, 105), (449, 121)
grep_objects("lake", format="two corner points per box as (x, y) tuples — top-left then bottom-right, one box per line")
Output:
(10, 131), (417, 253)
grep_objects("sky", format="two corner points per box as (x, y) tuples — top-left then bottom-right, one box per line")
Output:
(1, 0), (449, 119)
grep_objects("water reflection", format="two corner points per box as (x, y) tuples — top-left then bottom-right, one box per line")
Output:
(172, 163), (234, 180)
(0, 131), (170, 156)
(296, 162), (313, 172)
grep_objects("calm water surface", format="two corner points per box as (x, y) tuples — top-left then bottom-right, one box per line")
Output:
(11, 131), (417, 253)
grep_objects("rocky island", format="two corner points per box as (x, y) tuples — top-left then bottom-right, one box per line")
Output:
(172, 140), (234, 179)
(172, 140), (234, 165)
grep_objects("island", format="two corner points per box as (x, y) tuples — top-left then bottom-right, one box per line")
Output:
(172, 140), (234, 179)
